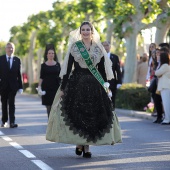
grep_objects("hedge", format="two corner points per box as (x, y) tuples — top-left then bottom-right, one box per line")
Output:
(115, 83), (151, 111)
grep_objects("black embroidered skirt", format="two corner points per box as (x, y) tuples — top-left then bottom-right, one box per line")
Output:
(61, 69), (114, 143)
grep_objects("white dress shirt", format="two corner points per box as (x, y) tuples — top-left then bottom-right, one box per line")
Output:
(107, 52), (110, 58)
(6, 55), (13, 69)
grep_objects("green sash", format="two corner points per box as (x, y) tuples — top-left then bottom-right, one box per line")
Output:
(75, 40), (107, 91)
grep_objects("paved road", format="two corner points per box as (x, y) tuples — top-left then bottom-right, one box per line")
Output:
(0, 94), (170, 170)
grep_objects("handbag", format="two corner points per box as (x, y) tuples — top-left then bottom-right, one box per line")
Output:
(148, 77), (158, 93)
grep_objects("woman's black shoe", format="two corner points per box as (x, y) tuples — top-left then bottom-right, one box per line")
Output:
(82, 146), (92, 158)
(75, 147), (83, 156)
(153, 119), (162, 124)
(83, 151), (92, 158)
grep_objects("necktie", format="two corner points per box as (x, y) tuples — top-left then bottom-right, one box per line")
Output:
(8, 57), (11, 69)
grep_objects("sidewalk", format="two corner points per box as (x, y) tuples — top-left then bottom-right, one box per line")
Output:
(115, 108), (155, 121)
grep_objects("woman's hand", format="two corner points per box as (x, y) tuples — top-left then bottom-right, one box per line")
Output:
(36, 86), (46, 95)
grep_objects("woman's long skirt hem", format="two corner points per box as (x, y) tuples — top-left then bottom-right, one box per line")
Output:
(46, 89), (122, 146)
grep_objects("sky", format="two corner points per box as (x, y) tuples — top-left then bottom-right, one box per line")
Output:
(0, 0), (55, 42)
(0, 0), (154, 46)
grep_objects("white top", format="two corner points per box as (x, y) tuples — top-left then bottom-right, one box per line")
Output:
(155, 64), (170, 91)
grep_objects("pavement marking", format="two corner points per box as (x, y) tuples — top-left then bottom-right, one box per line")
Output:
(19, 150), (36, 158)
(0, 131), (53, 170)
(9, 142), (23, 149)
(2, 136), (13, 141)
(31, 160), (54, 170)
(0, 131), (4, 135)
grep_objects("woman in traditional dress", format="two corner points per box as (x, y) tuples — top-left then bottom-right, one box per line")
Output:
(46, 21), (122, 158)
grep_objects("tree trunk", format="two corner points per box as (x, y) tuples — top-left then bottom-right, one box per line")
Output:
(155, 20), (170, 44)
(124, 32), (138, 83)
(106, 20), (114, 43)
(36, 47), (44, 81)
(28, 31), (36, 86)
(57, 40), (65, 63)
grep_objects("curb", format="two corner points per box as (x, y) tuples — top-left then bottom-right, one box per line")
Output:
(115, 108), (154, 121)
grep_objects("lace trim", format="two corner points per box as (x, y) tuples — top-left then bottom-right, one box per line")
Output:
(60, 96), (113, 143)
(59, 73), (114, 143)
(71, 41), (103, 68)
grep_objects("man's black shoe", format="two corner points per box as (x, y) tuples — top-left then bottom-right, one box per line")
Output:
(1, 123), (4, 127)
(10, 123), (18, 128)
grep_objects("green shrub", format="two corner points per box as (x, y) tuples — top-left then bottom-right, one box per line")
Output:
(25, 87), (31, 94)
(23, 83), (29, 91)
(30, 82), (38, 94)
(115, 83), (151, 111)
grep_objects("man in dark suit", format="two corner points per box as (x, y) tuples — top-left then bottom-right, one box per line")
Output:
(0, 42), (23, 128)
(102, 41), (122, 108)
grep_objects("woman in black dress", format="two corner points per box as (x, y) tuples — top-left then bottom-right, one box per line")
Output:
(37, 44), (61, 118)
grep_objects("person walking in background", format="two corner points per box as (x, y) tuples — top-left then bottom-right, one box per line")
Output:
(155, 52), (170, 125)
(137, 55), (148, 87)
(37, 44), (61, 118)
(46, 21), (122, 158)
(0, 42), (23, 128)
(102, 41), (122, 108)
